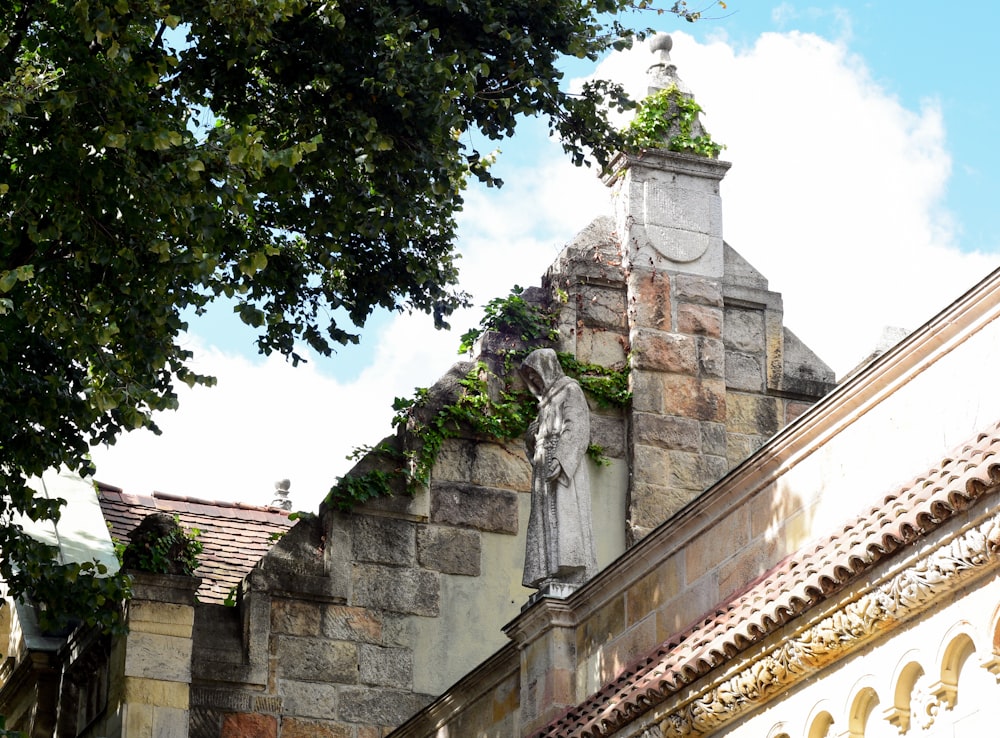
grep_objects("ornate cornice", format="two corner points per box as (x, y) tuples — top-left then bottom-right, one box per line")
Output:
(658, 511), (1000, 737)
(537, 425), (1000, 737)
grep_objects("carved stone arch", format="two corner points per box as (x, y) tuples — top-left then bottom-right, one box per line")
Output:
(936, 629), (976, 709)
(882, 654), (925, 734)
(846, 685), (879, 738)
(804, 704), (835, 738)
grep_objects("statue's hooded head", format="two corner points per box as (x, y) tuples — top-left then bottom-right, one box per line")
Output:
(519, 348), (564, 400)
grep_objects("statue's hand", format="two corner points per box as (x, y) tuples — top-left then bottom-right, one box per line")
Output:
(547, 459), (563, 482)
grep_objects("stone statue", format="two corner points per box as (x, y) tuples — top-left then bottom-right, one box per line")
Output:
(519, 348), (597, 592)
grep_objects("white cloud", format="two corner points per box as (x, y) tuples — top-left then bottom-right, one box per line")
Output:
(91, 29), (998, 512)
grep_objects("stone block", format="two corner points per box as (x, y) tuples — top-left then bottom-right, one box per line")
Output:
(125, 703), (153, 738)
(352, 564), (440, 617)
(600, 616), (657, 685)
(124, 632), (192, 683)
(575, 327), (628, 367)
(627, 272), (671, 330)
(280, 718), (351, 738)
(270, 599), (321, 637)
(128, 601), (194, 637)
(359, 643), (412, 688)
(628, 370), (666, 414)
(426, 439), (466, 482)
(631, 328), (698, 374)
(352, 515), (416, 566)
(632, 444), (672, 487)
(589, 413), (626, 458)
(337, 687), (434, 725)
(221, 713), (276, 738)
(725, 391), (780, 436)
(724, 306), (765, 353)
(416, 525), (481, 576)
(430, 482), (518, 534)
(275, 637), (358, 684)
(470, 442), (531, 491)
(644, 179), (714, 233)
(629, 482), (701, 530)
(321, 605), (383, 644)
(626, 556), (681, 627)
(702, 454), (730, 488)
(677, 303), (722, 338)
(576, 595), (625, 659)
(726, 350), (764, 392)
(718, 536), (782, 601)
(673, 274), (723, 307)
(577, 284), (627, 330)
(698, 336), (724, 378)
(151, 706), (189, 738)
(684, 507), (749, 583)
(656, 581), (719, 643)
(785, 399), (815, 424)
(726, 432), (766, 467)
(664, 374), (726, 422)
(662, 449), (712, 490)
(278, 679), (339, 720)
(381, 613), (413, 648)
(633, 413), (700, 453)
(432, 441), (531, 493)
(701, 422), (727, 457)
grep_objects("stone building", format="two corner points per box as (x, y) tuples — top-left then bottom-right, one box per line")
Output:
(5, 33), (1000, 738)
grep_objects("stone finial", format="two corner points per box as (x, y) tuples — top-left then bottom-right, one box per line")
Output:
(647, 32), (691, 96)
(271, 479), (292, 511)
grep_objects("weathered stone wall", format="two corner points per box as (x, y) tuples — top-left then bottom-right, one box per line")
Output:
(182, 146), (834, 736)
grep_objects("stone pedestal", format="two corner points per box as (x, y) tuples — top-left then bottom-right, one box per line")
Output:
(504, 597), (578, 736)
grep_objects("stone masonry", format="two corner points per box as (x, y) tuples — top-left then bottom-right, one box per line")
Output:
(177, 40), (833, 737)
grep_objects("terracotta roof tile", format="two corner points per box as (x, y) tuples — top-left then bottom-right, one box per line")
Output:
(536, 424), (1000, 737)
(97, 484), (294, 605)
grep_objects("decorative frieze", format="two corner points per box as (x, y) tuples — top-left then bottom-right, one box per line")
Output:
(656, 513), (1000, 738)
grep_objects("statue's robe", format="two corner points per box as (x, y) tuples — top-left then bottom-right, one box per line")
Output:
(520, 349), (596, 589)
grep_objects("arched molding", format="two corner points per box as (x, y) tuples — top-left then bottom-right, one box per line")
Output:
(934, 630), (976, 709)
(846, 685), (879, 738)
(805, 707), (835, 738)
(648, 513), (1000, 738)
(883, 656), (924, 734)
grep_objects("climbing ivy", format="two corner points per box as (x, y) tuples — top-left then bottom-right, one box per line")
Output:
(325, 289), (631, 510)
(124, 517), (203, 577)
(458, 286), (559, 355)
(623, 85), (724, 158)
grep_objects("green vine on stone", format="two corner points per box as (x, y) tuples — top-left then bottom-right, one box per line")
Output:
(587, 444), (612, 466)
(123, 515), (203, 577)
(326, 290), (631, 511)
(458, 286), (558, 355)
(623, 85), (724, 158)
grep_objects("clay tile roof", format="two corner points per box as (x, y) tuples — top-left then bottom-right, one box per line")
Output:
(97, 483), (295, 605)
(536, 423), (1000, 737)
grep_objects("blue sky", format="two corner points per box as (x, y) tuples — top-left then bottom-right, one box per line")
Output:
(92, 2), (1000, 511)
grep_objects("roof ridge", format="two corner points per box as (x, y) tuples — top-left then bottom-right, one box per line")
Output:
(97, 482), (290, 517)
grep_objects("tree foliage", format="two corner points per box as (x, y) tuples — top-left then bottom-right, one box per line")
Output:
(0, 0), (722, 629)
